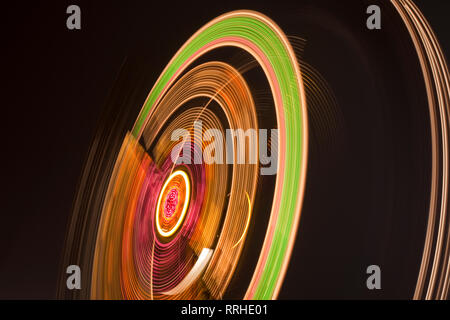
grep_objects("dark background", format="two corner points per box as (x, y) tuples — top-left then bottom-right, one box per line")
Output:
(1, 0), (449, 299)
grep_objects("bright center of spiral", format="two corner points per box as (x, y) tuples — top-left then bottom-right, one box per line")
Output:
(164, 188), (179, 218)
(156, 170), (190, 238)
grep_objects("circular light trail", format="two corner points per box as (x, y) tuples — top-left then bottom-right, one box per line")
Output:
(155, 170), (191, 238)
(131, 10), (308, 300)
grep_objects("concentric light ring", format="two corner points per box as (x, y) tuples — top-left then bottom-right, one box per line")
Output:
(155, 170), (191, 238)
(131, 10), (308, 299)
